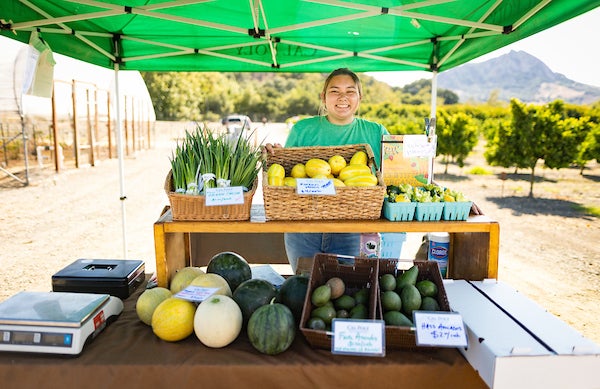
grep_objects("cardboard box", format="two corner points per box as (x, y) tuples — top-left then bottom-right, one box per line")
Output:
(444, 279), (600, 389)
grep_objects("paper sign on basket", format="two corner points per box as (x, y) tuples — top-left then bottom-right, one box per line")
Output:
(175, 286), (220, 303)
(205, 186), (244, 206)
(331, 319), (385, 357)
(413, 311), (468, 347)
(296, 178), (336, 195)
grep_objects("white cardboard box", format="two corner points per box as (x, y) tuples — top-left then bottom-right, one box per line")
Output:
(444, 279), (600, 389)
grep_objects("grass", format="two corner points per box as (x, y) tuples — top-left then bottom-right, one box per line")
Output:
(467, 166), (493, 175)
(574, 204), (600, 217)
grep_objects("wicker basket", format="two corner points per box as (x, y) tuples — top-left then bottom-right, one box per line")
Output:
(378, 259), (450, 349)
(300, 254), (379, 350)
(262, 144), (386, 220)
(164, 170), (257, 221)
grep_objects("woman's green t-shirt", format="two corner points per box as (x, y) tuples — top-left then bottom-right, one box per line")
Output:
(285, 116), (389, 169)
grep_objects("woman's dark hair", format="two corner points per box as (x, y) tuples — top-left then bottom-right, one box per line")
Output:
(321, 68), (363, 98)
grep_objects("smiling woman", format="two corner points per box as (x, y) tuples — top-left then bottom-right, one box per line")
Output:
(264, 68), (390, 272)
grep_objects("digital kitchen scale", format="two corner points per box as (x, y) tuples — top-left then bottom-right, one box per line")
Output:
(0, 291), (123, 355)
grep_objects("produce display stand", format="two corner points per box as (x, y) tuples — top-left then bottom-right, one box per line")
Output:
(0, 275), (488, 389)
(153, 204), (500, 288)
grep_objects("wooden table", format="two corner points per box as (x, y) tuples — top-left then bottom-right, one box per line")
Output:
(0, 277), (487, 389)
(153, 205), (500, 288)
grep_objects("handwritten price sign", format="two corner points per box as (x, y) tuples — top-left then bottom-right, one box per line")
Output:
(414, 311), (468, 347)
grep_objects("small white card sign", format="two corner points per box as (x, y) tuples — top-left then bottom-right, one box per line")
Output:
(402, 135), (436, 158)
(296, 178), (336, 195)
(414, 311), (468, 347)
(331, 319), (385, 357)
(205, 186), (244, 206)
(175, 285), (220, 303)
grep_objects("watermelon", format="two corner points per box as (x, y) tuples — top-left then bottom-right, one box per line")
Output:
(233, 279), (278, 326)
(247, 300), (296, 355)
(276, 274), (309, 324)
(206, 251), (252, 292)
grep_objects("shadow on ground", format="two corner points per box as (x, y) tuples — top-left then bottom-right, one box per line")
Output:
(485, 195), (595, 220)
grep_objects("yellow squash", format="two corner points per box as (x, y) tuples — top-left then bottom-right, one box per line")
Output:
(343, 174), (378, 187)
(305, 158), (331, 178)
(338, 164), (372, 181)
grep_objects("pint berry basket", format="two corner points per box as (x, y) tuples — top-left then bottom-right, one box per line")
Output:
(262, 144), (386, 220)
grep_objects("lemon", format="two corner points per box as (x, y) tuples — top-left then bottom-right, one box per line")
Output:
(151, 297), (196, 342)
(290, 163), (307, 178)
(328, 155), (347, 176)
(283, 177), (297, 187)
(170, 266), (205, 294)
(350, 150), (368, 165)
(136, 287), (173, 326)
(267, 163), (285, 178)
(189, 273), (232, 297)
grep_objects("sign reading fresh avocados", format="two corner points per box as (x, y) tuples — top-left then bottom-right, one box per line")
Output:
(331, 319), (385, 357)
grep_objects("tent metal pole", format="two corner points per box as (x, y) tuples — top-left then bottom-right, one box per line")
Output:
(430, 70), (438, 119)
(429, 70), (438, 184)
(113, 62), (128, 258)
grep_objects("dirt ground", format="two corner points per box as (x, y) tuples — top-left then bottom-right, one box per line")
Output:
(1, 121), (599, 345)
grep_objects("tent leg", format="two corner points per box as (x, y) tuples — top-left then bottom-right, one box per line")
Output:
(429, 70), (438, 184)
(114, 64), (128, 258)
(430, 70), (438, 119)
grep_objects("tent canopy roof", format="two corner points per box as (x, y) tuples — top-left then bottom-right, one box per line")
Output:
(1, 0), (599, 74)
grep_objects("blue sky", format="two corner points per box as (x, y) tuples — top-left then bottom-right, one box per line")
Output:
(369, 7), (600, 88)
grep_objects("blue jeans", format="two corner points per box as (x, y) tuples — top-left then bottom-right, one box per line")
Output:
(284, 232), (360, 272)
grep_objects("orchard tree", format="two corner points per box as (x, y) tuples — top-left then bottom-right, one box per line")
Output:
(486, 99), (583, 197)
(576, 121), (600, 174)
(436, 111), (478, 173)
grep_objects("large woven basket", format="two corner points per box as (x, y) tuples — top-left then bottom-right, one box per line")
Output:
(164, 170), (257, 221)
(262, 144), (386, 220)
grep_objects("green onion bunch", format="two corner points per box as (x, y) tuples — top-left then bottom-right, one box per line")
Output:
(170, 124), (264, 195)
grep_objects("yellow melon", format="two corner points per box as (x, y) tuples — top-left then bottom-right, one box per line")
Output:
(136, 287), (173, 326)
(151, 297), (196, 342)
(189, 273), (232, 297)
(170, 266), (205, 294)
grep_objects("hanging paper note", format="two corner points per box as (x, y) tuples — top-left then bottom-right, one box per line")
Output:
(402, 135), (436, 158)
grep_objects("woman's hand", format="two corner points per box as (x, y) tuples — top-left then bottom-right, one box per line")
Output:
(263, 143), (282, 155)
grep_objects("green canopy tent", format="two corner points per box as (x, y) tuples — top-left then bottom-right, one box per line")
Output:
(2, 0), (599, 256)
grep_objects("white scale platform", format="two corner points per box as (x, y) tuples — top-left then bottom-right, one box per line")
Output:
(0, 291), (123, 355)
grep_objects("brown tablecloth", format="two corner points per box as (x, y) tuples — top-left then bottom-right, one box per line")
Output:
(0, 277), (487, 389)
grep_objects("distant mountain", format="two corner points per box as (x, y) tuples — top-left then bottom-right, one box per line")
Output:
(437, 50), (600, 105)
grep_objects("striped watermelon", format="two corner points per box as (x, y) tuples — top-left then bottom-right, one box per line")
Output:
(206, 251), (252, 292)
(247, 300), (295, 355)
